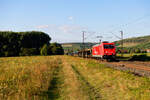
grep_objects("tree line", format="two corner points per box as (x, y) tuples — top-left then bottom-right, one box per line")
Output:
(0, 31), (64, 57)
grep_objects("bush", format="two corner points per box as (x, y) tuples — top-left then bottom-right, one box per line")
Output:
(134, 48), (141, 53)
(40, 45), (48, 56)
(50, 43), (64, 55)
(130, 54), (150, 61)
(19, 48), (38, 56)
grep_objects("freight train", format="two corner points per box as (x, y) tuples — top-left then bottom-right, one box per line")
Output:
(77, 41), (116, 61)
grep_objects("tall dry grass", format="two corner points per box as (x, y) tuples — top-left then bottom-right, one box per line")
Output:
(0, 56), (60, 100)
(67, 56), (150, 100)
(1, 55), (150, 100)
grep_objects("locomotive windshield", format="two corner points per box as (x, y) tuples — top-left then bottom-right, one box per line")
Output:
(104, 45), (114, 49)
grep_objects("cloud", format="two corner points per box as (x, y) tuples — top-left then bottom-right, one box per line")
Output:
(58, 25), (88, 33)
(35, 24), (88, 34)
(68, 16), (74, 21)
(36, 25), (49, 29)
(33, 24), (93, 42)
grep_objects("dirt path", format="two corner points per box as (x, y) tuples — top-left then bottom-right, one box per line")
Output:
(61, 58), (89, 100)
(43, 65), (64, 100)
(65, 57), (102, 100)
(71, 65), (101, 100)
(43, 57), (90, 100)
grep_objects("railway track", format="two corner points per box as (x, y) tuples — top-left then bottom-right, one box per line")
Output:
(107, 61), (150, 71)
(74, 55), (150, 77)
(78, 56), (150, 77)
(102, 61), (150, 77)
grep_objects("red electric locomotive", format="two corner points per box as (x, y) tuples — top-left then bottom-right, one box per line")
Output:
(92, 42), (116, 60)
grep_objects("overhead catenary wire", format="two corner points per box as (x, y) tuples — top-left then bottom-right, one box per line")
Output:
(84, 31), (96, 40)
(82, 14), (150, 43)
(109, 14), (150, 39)
(109, 14), (150, 33)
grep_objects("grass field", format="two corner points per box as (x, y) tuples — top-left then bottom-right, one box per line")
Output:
(0, 56), (150, 100)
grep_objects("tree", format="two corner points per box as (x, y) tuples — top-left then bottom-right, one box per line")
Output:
(20, 31), (51, 49)
(0, 31), (51, 57)
(50, 43), (64, 55)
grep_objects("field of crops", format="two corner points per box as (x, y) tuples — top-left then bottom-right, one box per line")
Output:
(0, 56), (150, 100)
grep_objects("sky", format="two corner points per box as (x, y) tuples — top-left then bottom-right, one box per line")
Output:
(0, 0), (150, 43)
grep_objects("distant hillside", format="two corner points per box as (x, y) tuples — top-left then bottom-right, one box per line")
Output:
(61, 42), (97, 53)
(115, 35), (150, 49)
(62, 35), (150, 54)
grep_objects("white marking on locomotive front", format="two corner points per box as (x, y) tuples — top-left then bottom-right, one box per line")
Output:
(94, 51), (98, 54)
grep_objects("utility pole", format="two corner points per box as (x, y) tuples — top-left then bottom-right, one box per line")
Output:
(96, 36), (103, 44)
(99, 39), (101, 43)
(120, 30), (124, 57)
(82, 31), (85, 58)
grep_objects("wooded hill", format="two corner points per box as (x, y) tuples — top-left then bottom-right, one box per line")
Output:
(62, 35), (150, 54)
(115, 35), (150, 49)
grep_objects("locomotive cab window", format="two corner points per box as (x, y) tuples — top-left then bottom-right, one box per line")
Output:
(104, 45), (114, 49)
